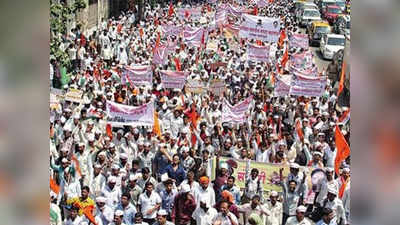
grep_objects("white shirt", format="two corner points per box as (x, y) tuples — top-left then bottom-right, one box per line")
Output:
(212, 212), (238, 225)
(101, 184), (122, 209)
(194, 186), (216, 209)
(64, 179), (81, 199)
(263, 201), (283, 225)
(64, 215), (84, 225)
(192, 207), (218, 225)
(138, 191), (162, 219)
(96, 205), (114, 225)
(285, 216), (312, 225)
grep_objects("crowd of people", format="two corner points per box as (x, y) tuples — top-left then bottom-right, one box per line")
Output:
(49, 0), (351, 225)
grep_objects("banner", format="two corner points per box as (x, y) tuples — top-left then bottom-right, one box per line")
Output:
(290, 50), (313, 71)
(220, 4), (244, 17)
(222, 96), (253, 123)
(210, 79), (225, 96)
(106, 101), (154, 126)
(273, 75), (291, 97)
(65, 88), (83, 103)
(186, 79), (207, 94)
(239, 14), (280, 43)
(177, 8), (202, 20)
(183, 27), (207, 47)
(161, 24), (183, 37)
(289, 73), (327, 97)
(121, 65), (153, 86)
(257, 0), (268, 7)
(289, 33), (309, 49)
(160, 70), (188, 89)
(215, 10), (227, 27)
(153, 45), (169, 65)
(247, 44), (270, 62)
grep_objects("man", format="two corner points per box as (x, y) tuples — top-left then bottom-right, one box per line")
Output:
(66, 186), (95, 216)
(171, 184), (197, 225)
(323, 187), (348, 225)
(133, 212), (149, 225)
(116, 192), (137, 225)
(159, 179), (177, 215)
(221, 176), (241, 205)
(315, 167), (339, 206)
(315, 208), (335, 225)
(165, 154), (186, 186)
(64, 205), (84, 225)
(285, 205), (312, 225)
(50, 191), (62, 225)
(95, 196), (114, 225)
(212, 201), (239, 225)
(110, 210), (127, 225)
(101, 176), (122, 209)
(238, 195), (270, 225)
(192, 196), (218, 225)
(153, 209), (175, 225)
(263, 191), (283, 225)
(243, 168), (263, 204)
(194, 176), (216, 209)
(88, 163), (106, 198)
(123, 174), (143, 207)
(138, 182), (162, 225)
(280, 168), (306, 225)
(137, 167), (157, 190)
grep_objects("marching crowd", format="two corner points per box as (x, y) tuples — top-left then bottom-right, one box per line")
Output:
(49, 0), (350, 225)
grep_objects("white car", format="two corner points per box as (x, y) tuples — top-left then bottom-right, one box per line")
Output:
(320, 34), (346, 60)
(299, 9), (321, 27)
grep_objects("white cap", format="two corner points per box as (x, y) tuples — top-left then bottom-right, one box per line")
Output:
(181, 184), (191, 193)
(313, 151), (323, 157)
(297, 205), (307, 213)
(160, 173), (169, 182)
(220, 162), (228, 170)
(96, 196), (106, 203)
(181, 146), (189, 153)
(94, 164), (102, 169)
(290, 163), (300, 169)
(115, 210), (124, 216)
(117, 129), (124, 134)
(50, 190), (57, 198)
(98, 151), (106, 157)
(78, 142), (85, 147)
(108, 176), (117, 183)
(73, 114), (80, 119)
(144, 141), (151, 147)
(120, 153), (128, 159)
(342, 167), (350, 173)
(88, 133), (95, 142)
(270, 191), (278, 197)
(112, 164), (120, 170)
(61, 158), (69, 163)
(157, 209), (168, 216)
(109, 143), (115, 148)
(325, 167), (334, 172)
(328, 186), (338, 195)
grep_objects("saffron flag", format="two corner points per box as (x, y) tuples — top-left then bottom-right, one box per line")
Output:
(281, 46), (289, 69)
(50, 176), (60, 194)
(168, 2), (174, 17)
(337, 61), (346, 96)
(334, 125), (350, 175)
(82, 205), (98, 225)
(153, 112), (161, 138)
(278, 29), (286, 48)
(295, 119), (304, 141)
(106, 123), (113, 140)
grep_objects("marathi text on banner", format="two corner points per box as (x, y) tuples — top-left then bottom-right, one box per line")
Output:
(247, 44), (270, 62)
(274, 75), (292, 97)
(121, 65), (153, 86)
(183, 27), (207, 47)
(289, 33), (309, 49)
(239, 14), (280, 43)
(289, 73), (327, 97)
(65, 88), (83, 103)
(153, 45), (169, 65)
(222, 96), (253, 123)
(106, 101), (154, 126)
(161, 24), (183, 37)
(160, 70), (188, 89)
(186, 79), (207, 94)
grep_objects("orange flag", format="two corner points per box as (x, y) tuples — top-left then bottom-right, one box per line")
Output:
(253, 6), (258, 15)
(106, 123), (113, 140)
(338, 176), (349, 199)
(50, 176), (60, 194)
(295, 119), (304, 141)
(82, 205), (98, 225)
(168, 2), (174, 17)
(337, 61), (346, 96)
(174, 57), (181, 71)
(71, 154), (82, 177)
(139, 28), (144, 39)
(278, 29), (286, 48)
(281, 46), (289, 70)
(153, 112), (162, 138)
(334, 125), (350, 175)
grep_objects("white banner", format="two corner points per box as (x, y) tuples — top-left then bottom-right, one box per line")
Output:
(289, 74), (327, 97)
(222, 96), (253, 123)
(239, 14), (280, 43)
(183, 27), (207, 47)
(153, 45), (169, 65)
(160, 70), (188, 89)
(106, 101), (154, 126)
(247, 44), (270, 62)
(289, 33), (309, 49)
(121, 65), (153, 86)
(274, 75), (292, 97)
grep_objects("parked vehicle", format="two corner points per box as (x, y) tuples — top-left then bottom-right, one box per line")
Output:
(333, 15), (350, 40)
(335, 0), (346, 12)
(298, 9), (321, 27)
(322, 5), (343, 24)
(320, 34), (346, 60)
(318, 0), (336, 12)
(307, 21), (331, 46)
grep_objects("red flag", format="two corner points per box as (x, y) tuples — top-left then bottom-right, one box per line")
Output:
(334, 125), (350, 175)
(184, 10), (190, 19)
(50, 176), (60, 194)
(174, 57), (181, 71)
(201, 30), (206, 47)
(269, 0), (274, 3)
(168, 2), (174, 17)
(256, 40), (262, 46)
(278, 29), (286, 48)
(207, 5), (212, 12)
(253, 6), (258, 15)
(281, 46), (289, 70)
(154, 18), (159, 27)
(117, 23), (123, 33)
(80, 34), (86, 47)
(337, 61), (346, 96)
(139, 28), (144, 39)
(106, 124), (113, 140)
(295, 119), (304, 141)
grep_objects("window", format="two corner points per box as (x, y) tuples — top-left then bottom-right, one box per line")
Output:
(327, 37), (345, 46)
